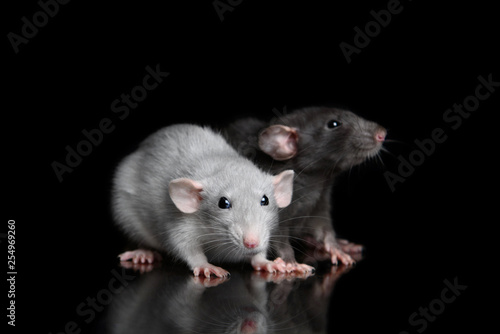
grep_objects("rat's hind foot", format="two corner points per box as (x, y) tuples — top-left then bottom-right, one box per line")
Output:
(118, 249), (162, 264)
(193, 263), (230, 278)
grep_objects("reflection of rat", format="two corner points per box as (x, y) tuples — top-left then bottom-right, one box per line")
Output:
(112, 124), (296, 277)
(107, 266), (338, 334)
(224, 107), (386, 267)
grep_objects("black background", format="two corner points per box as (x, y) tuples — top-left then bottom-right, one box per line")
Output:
(4, 0), (497, 333)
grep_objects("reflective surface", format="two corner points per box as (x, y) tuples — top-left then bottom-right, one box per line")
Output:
(104, 262), (350, 334)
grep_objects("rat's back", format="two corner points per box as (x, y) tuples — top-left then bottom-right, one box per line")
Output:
(111, 124), (238, 248)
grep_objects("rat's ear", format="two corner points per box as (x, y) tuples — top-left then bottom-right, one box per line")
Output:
(272, 170), (294, 208)
(169, 178), (203, 213)
(258, 125), (299, 161)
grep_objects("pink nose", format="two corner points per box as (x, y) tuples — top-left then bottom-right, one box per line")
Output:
(243, 237), (259, 249)
(241, 319), (257, 334)
(375, 129), (386, 142)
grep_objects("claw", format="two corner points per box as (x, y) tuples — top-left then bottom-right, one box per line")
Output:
(329, 248), (355, 266)
(193, 263), (230, 278)
(252, 257), (287, 273)
(272, 257), (315, 273)
(118, 249), (162, 264)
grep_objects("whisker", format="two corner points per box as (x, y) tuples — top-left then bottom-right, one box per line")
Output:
(376, 152), (385, 167)
(277, 215), (330, 224)
(380, 146), (398, 160)
(383, 138), (408, 145)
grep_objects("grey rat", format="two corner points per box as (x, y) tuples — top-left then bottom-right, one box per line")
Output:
(224, 106), (386, 267)
(112, 124), (296, 277)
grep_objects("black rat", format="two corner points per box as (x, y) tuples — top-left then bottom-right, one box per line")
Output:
(224, 106), (386, 268)
(112, 124), (298, 277)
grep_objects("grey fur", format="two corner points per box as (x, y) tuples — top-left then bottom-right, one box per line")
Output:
(112, 124), (293, 273)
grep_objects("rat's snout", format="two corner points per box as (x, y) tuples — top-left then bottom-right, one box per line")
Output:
(374, 127), (387, 142)
(243, 234), (259, 249)
(240, 319), (258, 334)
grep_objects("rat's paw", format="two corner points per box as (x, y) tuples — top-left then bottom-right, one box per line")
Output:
(294, 262), (316, 274)
(273, 257), (315, 274)
(193, 264), (230, 278)
(325, 244), (355, 266)
(337, 238), (364, 254)
(251, 257), (287, 273)
(280, 259), (315, 274)
(118, 249), (162, 264)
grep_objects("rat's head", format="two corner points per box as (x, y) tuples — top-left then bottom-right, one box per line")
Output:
(168, 169), (294, 258)
(259, 107), (386, 172)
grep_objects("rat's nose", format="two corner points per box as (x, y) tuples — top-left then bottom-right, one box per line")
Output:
(375, 128), (387, 142)
(243, 235), (259, 249)
(241, 319), (258, 334)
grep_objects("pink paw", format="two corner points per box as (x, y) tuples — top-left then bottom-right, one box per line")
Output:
(251, 257), (288, 273)
(192, 263), (230, 278)
(118, 249), (162, 264)
(325, 243), (355, 266)
(273, 257), (315, 273)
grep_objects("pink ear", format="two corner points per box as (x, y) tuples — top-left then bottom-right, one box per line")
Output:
(272, 170), (294, 208)
(169, 178), (203, 213)
(258, 125), (299, 161)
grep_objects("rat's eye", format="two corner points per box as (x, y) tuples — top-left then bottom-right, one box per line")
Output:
(218, 197), (232, 209)
(327, 120), (342, 129)
(260, 195), (269, 206)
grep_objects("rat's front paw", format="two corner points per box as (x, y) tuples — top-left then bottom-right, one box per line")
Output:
(192, 263), (230, 278)
(251, 257), (288, 273)
(325, 243), (355, 266)
(319, 233), (357, 266)
(274, 257), (315, 274)
(118, 249), (162, 264)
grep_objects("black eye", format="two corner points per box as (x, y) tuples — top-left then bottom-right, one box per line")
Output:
(260, 195), (269, 206)
(327, 120), (342, 129)
(218, 197), (232, 209)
